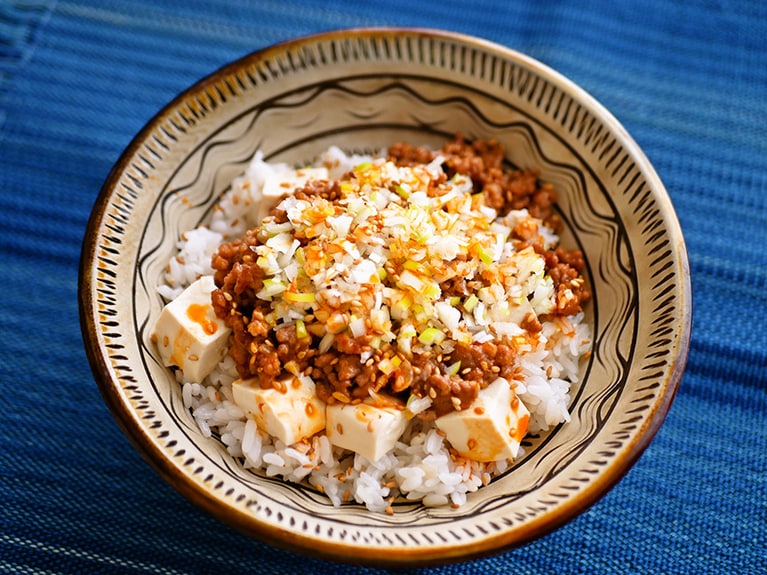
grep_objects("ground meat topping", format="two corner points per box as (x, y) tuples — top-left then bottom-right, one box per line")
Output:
(543, 247), (591, 316)
(390, 134), (561, 230)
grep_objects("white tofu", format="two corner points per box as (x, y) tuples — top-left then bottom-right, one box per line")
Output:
(257, 167), (329, 222)
(153, 276), (230, 383)
(232, 376), (326, 446)
(435, 378), (530, 462)
(325, 395), (408, 462)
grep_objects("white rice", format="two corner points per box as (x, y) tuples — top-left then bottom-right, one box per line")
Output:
(160, 146), (591, 512)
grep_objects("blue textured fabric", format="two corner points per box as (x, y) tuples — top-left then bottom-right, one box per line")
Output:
(1, 0), (765, 573)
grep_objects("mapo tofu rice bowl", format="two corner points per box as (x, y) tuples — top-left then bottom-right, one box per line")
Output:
(151, 135), (592, 513)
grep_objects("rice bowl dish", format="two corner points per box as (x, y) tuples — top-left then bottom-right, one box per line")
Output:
(80, 28), (690, 564)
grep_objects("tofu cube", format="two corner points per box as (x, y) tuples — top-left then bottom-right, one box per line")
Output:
(257, 167), (329, 222)
(153, 276), (230, 383)
(325, 395), (408, 462)
(435, 378), (530, 462)
(232, 376), (326, 446)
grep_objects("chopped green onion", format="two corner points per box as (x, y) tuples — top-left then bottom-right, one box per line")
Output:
(421, 282), (441, 300)
(411, 303), (429, 325)
(464, 295), (479, 312)
(446, 360), (462, 376)
(295, 319), (308, 340)
(263, 277), (286, 291)
(256, 255), (271, 269)
(283, 291), (316, 304)
(399, 323), (417, 339)
(403, 259), (423, 272)
(340, 181), (355, 194)
(318, 332), (335, 354)
(262, 221), (294, 236)
(390, 293), (413, 320)
(418, 327), (446, 345)
(378, 357), (397, 375)
(476, 245), (494, 265)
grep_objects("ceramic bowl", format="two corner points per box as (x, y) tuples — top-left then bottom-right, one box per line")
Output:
(79, 28), (691, 566)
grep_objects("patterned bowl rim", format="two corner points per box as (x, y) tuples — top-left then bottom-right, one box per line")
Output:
(79, 27), (692, 566)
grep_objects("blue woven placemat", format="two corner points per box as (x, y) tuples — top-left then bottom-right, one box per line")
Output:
(1, 1), (765, 573)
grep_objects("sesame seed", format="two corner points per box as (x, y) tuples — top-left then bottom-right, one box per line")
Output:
(331, 392), (350, 403)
